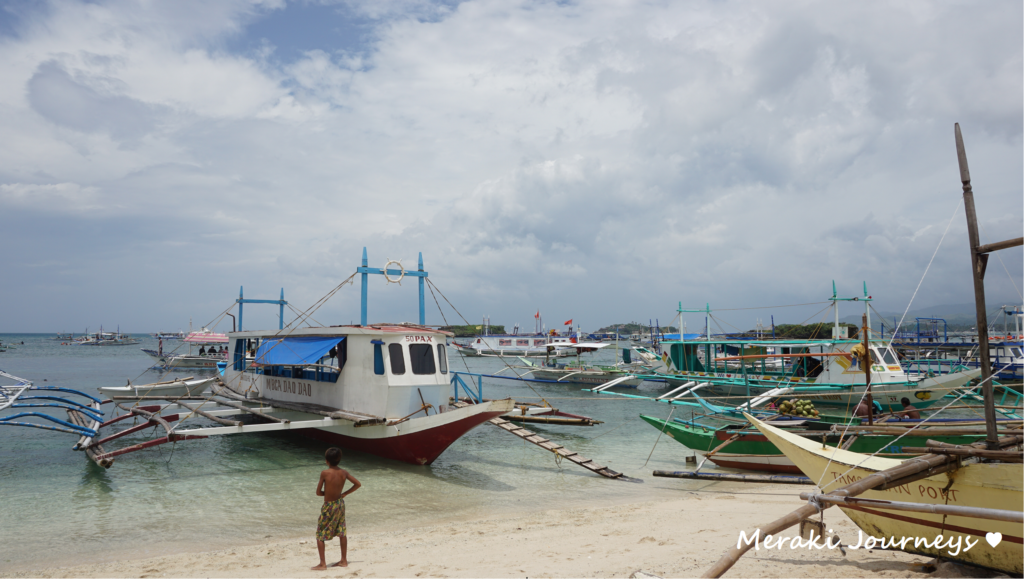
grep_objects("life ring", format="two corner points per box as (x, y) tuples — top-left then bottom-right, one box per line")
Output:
(383, 259), (405, 284)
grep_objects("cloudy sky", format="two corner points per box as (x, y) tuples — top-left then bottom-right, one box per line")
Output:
(1, 0), (1021, 334)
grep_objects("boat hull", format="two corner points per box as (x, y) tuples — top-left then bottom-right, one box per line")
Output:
(639, 415), (984, 475)
(268, 398), (514, 465)
(748, 414), (1023, 574)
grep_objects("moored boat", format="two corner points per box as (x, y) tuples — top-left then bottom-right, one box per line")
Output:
(222, 323), (513, 465)
(98, 376), (217, 399)
(747, 413), (1022, 573)
(640, 414), (986, 474)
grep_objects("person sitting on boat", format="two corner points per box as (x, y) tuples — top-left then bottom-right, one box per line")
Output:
(899, 397), (921, 420)
(199, 346), (207, 356)
(853, 399), (884, 417)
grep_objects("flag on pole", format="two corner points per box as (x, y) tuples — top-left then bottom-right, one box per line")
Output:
(564, 319), (572, 325)
(535, 311), (540, 319)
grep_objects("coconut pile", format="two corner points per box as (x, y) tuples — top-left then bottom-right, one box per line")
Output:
(778, 399), (820, 417)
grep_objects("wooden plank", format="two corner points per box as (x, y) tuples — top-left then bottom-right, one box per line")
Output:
(451, 400), (630, 480)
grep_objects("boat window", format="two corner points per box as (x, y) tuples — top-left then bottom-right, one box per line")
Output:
(388, 343), (406, 375)
(409, 344), (436, 375)
(373, 342), (385, 375)
(437, 344), (448, 374)
(1012, 347), (1023, 358)
(233, 339), (246, 370)
(334, 339), (347, 372)
(879, 347), (898, 365)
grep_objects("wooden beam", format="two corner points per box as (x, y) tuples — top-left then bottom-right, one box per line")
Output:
(955, 122), (999, 449)
(977, 237), (1023, 254)
(798, 493), (1023, 523)
(899, 446), (1023, 461)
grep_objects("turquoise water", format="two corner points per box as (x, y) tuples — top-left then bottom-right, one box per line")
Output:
(0, 335), (705, 572)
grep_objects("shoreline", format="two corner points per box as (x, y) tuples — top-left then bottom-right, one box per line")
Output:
(7, 487), (932, 578)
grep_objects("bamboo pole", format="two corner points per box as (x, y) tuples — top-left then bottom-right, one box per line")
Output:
(797, 493), (1023, 523)
(836, 426), (1023, 436)
(956, 123), (998, 449)
(211, 398), (289, 423)
(899, 447), (1023, 461)
(653, 471), (814, 484)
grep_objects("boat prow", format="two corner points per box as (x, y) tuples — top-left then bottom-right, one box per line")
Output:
(744, 412), (1023, 574)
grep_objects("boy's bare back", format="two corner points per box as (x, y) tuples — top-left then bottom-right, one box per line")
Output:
(317, 466), (355, 502)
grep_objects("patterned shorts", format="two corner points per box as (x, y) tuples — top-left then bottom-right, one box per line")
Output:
(316, 498), (346, 541)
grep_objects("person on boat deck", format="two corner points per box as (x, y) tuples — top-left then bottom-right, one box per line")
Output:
(199, 346), (206, 355)
(899, 397), (921, 419)
(853, 399), (884, 417)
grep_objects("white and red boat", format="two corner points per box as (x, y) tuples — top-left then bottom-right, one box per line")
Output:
(220, 324), (513, 465)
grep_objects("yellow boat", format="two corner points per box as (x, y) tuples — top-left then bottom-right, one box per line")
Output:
(745, 413), (1022, 574)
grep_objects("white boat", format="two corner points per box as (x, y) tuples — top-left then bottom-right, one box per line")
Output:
(142, 329), (228, 369)
(452, 334), (577, 357)
(98, 376), (217, 399)
(222, 324), (513, 465)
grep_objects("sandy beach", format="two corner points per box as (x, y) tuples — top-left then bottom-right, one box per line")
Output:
(8, 484), (936, 578)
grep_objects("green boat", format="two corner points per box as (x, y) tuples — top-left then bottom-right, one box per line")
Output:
(640, 414), (985, 474)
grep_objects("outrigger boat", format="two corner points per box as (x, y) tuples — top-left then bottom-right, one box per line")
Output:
(1, 250), (513, 468)
(653, 287), (980, 411)
(98, 376), (217, 399)
(141, 329), (228, 369)
(640, 413), (989, 474)
(511, 342), (646, 388)
(750, 414), (1022, 573)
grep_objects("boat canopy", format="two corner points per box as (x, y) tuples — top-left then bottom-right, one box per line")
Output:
(184, 332), (228, 343)
(255, 336), (343, 366)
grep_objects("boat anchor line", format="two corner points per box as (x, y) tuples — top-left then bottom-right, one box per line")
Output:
(452, 401), (639, 482)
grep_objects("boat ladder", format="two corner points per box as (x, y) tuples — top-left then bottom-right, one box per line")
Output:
(452, 400), (636, 481)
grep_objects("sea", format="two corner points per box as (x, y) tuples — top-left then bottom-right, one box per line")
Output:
(0, 334), (722, 573)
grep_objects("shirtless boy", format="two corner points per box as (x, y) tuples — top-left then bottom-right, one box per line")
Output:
(312, 447), (361, 570)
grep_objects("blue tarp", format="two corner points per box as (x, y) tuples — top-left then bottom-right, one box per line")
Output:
(255, 336), (343, 366)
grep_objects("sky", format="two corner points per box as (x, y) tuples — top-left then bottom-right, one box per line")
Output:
(0, 0), (1021, 334)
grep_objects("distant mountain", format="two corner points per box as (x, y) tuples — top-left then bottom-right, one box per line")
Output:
(841, 303), (1020, 329)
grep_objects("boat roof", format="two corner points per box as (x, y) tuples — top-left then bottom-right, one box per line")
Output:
(659, 338), (888, 347)
(228, 324), (453, 339)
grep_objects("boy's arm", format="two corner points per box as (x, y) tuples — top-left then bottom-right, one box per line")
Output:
(315, 471), (326, 496)
(340, 473), (362, 498)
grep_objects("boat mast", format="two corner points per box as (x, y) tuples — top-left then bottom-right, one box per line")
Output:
(955, 123), (1023, 449)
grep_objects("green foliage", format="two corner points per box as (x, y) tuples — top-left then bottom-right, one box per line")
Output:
(770, 323), (859, 339)
(440, 325), (505, 337)
(596, 323), (679, 334)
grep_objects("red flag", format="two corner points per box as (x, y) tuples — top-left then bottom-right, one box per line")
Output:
(564, 319), (572, 325)
(534, 311), (540, 319)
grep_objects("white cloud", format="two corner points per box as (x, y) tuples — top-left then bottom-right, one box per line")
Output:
(0, 0), (1020, 331)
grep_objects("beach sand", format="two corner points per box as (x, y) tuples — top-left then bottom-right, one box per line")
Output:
(7, 483), (938, 578)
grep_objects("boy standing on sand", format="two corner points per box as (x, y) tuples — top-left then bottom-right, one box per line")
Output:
(312, 447), (361, 570)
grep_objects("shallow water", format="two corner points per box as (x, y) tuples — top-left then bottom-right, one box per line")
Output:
(0, 335), (709, 572)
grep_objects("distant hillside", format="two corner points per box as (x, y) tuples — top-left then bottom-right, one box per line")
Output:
(597, 323), (679, 334)
(841, 303), (1020, 330)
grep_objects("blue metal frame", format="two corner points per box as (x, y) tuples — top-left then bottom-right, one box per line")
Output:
(237, 287), (287, 331)
(356, 247), (428, 326)
(450, 372), (484, 403)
